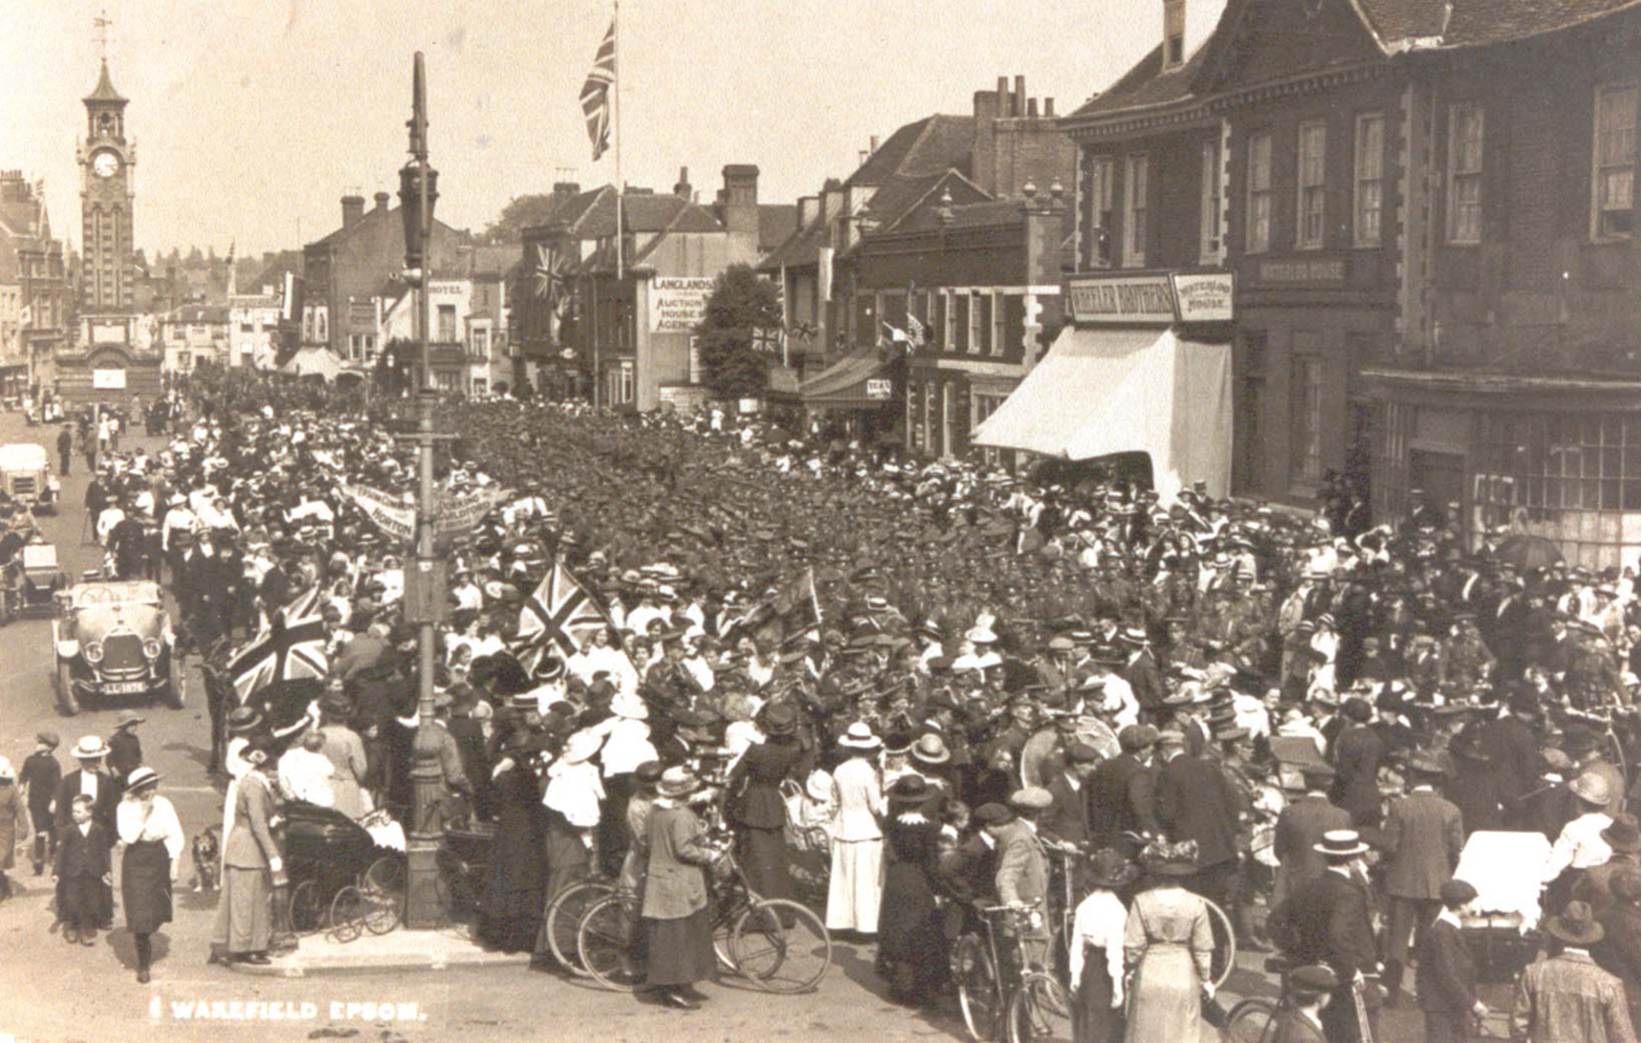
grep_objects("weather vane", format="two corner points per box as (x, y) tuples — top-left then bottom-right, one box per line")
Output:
(94, 9), (113, 61)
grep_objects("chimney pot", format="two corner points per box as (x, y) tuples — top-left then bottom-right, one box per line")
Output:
(674, 166), (692, 200)
(1045, 97), (1056, 117)
(374, 191), (391, 210)
(997, 75), (1010, 115)
(859, 150), (869, 167)
(1014, 76), (1026, 116)
(869, 134), (880, 154)
(341, 194), (365, 229)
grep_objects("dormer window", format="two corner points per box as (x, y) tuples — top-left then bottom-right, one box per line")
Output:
(1164, 0), (1186, 70)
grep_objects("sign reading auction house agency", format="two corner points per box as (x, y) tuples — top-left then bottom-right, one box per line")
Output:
(650, 277), (716, 334)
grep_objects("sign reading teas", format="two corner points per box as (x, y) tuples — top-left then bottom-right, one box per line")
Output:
(1066, 274), (1177, 325)
(650, 277), (717, 333)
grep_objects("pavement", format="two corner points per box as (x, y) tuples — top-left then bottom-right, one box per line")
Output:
(0, 408), (1462, 1043)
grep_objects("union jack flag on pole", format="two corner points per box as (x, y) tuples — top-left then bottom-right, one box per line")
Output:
(514, 561), (619, 674)
(227, 586), (330, 702)
(581, 17), (616, 162)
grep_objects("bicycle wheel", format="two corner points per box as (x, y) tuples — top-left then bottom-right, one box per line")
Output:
(1204, 897), (1238, 989)
(954, 933), (1002, 1043)
(576, 893), (645, 992)
(713, 889), (754, 973)
(545, 879), (613, 976)
(1224, 997), (1281, 1043)
(730, 898), (831, 994)
(1006, 973), (1074, 1043)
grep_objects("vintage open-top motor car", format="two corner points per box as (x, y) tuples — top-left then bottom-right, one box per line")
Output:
(0, 442), (59, 514)
(0, 538), (68, 623)
(51, 578), (183, 716)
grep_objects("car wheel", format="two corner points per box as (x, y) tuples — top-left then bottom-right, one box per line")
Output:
(55, 660), (79, 716)
(161, 652), (185, 709)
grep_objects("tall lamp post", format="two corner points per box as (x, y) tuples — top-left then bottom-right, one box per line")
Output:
(397, 51), (451, 929)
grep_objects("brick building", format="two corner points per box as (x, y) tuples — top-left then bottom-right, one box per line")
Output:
(517, 166), (794, 409)
(301, 191), (466, 363)
(1055, 0), (1637, 563)
(0, 172), (70, 395)
(760, 76), (1075, 380)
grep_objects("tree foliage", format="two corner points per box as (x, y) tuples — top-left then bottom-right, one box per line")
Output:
(479, 194), (564, 244)
(696, 264), (781, 401)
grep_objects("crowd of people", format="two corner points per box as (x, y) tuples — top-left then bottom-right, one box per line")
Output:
(2, 367), (1637, 1041)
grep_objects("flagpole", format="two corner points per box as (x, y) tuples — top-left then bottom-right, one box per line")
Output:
(613, 0), (624, 282)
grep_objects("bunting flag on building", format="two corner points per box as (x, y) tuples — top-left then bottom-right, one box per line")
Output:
(751, 327), (784, 354)
(227, 586), (330, 702)
(581, 18), (616, 162)
(513, 561), (619, 674)
(787, 322), (817, 345)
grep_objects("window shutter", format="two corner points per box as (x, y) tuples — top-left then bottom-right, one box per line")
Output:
(934, 293), (948, 349)
(1004, 295), (1026, 358)
(955, 294), (970, 352)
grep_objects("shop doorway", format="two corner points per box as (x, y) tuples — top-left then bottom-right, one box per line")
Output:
(1410, 448), (1466, 526)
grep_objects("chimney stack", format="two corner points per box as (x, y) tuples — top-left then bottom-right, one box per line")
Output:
(869, 135), (880, 154)
(1027, 98), (1039, 118)
(721, 164), (760, 239)
(341, 194), (365, 230)
(1013, 75), (1026, 116)
(674, 166), (692, 200)
(997, 75), (1011, 117)
(552, 181), (581, 196)
(373, 191), (391, 211)
(859, 150), (869, 167)
(1044, 97), (1055, 117)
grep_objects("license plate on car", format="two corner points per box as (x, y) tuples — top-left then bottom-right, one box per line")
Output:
(102, 681), (148, 695)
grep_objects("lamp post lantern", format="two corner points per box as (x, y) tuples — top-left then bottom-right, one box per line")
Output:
(398, 50), (451, 930)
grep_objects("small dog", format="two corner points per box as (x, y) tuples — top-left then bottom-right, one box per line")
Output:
(191, 826), (221, 892)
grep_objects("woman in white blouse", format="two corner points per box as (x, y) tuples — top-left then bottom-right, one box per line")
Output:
(1068, 849), (1137, 1043)
(116, 767), (186, 983)
(827, 723), (885, 936)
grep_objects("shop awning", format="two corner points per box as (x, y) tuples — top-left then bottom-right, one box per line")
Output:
(280, 347), (343, 381)
(798, 347), (892, 410)
(972, 326), (1232, 501)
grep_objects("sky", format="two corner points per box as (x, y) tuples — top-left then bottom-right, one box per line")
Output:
(0, 0), (1168, 261)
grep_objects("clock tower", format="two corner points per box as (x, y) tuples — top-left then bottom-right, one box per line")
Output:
(78, 59), (135, 314)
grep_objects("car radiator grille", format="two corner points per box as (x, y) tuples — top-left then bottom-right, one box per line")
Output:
(101, 633), (146, 674)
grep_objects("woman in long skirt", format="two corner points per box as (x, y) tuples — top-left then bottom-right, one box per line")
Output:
(1122, 842), (1216, 1043)
(116, 767), (186, 983)
(1069, 850), (1137, 1043)
(211, 738), (282, 966)
(726, 704), (801, 902)
(828, 723), (884, 935)
(476, 748), (548, 952)
(640, 768), (719, 1010)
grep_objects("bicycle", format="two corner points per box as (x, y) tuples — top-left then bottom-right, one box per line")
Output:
(1223, 957), (1383, 1043)
(577, 833), (832, 994)
(955, 901), (1053, 1042)
(543, 876), (616, 977)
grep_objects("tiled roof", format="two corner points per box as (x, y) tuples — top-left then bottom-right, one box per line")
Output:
(848, 115), (975, 186)
(758, 204), (798, 253)
(757, 218), (827, 272)
(310, 203), (461, 249)
(1434, 0), (1636, 47)
(1067, 42), (1211, 120)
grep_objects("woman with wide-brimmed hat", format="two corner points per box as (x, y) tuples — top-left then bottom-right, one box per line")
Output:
(725, 701), (801, 903)
(1070, 848), (1138, 1043)
(476, 732), (549, 953)
(639, 766), (719, 1010)
(1122, 839), (1216, 1043)
(211, 737), (282, 969)
(828, 722), (885, 938)
(117, 766), (186, 983)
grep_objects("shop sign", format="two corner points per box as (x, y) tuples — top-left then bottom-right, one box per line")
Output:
(91, 322), (127, 345)
(650, 277), (716, 333)
(1255, 257), (1346, 285)
(1170, 272), (1235, 322)
(865, 378), (892, 400)
(1066, 274), (1176, 325)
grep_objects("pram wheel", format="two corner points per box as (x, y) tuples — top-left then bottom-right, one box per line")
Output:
(361, 857), (405, 936)
(329, 885), (365, 942)
(288, 879), (323, 934)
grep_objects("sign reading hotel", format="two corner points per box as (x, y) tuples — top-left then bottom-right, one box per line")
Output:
(865, 378), (892, 400)
(1170, 273), (1235, 322)
(1066, 274), (1177, 325)
(650, 277), (716, 333)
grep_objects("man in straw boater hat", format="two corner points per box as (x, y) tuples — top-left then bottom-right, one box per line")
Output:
(1510, 899), (1635, 1043)
(638, 766), (718, 1010)
(1278, 829), (1380, 1043)
(53, 737), (119, 886)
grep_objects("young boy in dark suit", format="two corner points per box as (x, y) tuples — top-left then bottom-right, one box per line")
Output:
(54, 795), (112, 945)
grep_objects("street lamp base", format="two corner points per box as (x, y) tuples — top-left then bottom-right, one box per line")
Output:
(403, 836), (443, 929)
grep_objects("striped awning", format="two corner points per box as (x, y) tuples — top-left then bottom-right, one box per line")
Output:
(798, 348), (892, 410)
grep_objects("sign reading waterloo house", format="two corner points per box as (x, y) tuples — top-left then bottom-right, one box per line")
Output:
(650, 277), (716, 333)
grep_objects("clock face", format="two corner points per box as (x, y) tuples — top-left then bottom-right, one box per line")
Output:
(93, 152), (119, 179)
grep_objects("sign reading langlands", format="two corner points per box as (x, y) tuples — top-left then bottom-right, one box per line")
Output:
(650, 277), (716, 333)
